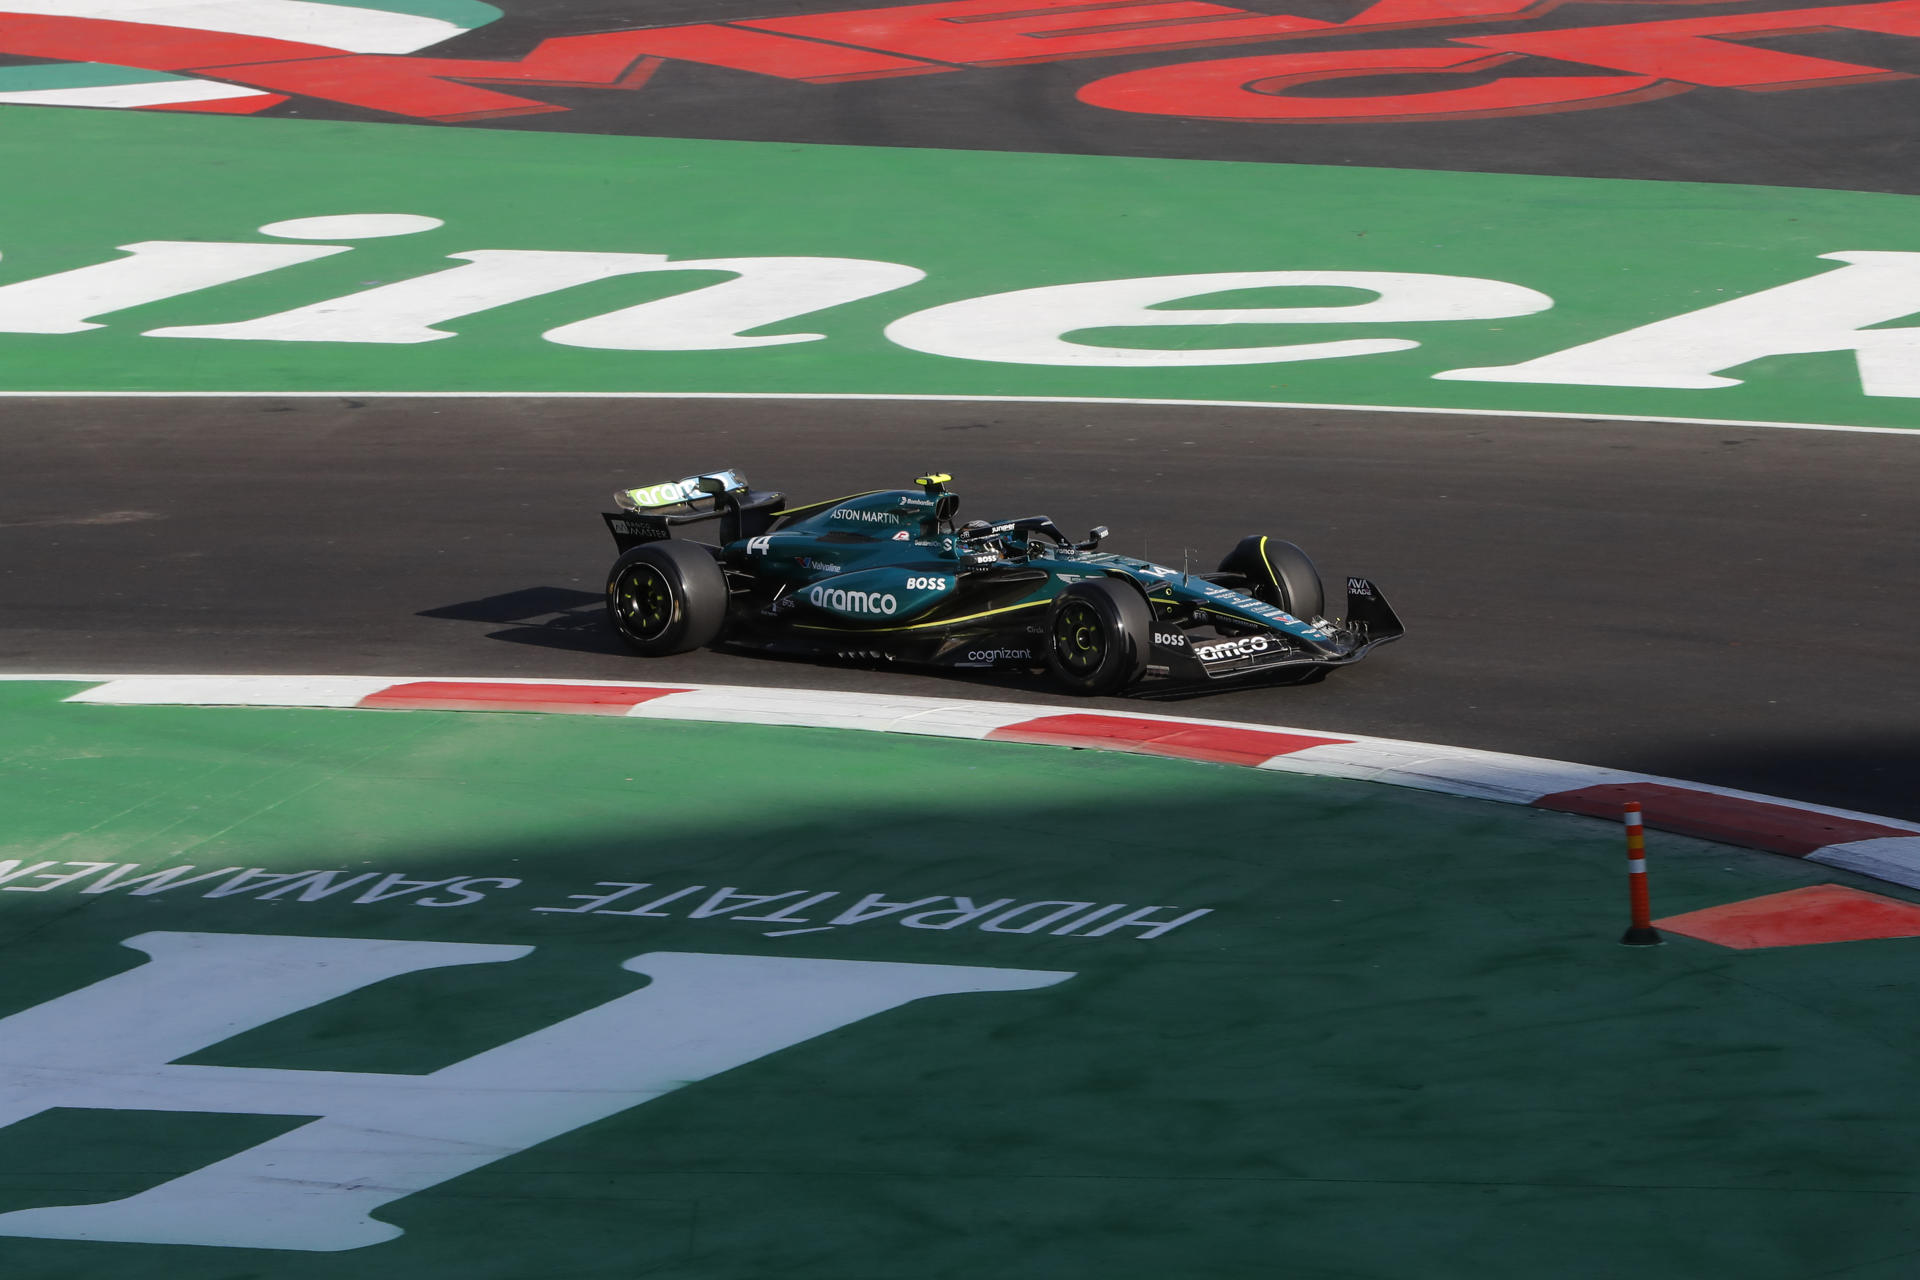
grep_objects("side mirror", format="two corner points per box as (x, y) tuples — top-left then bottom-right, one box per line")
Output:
(695, 475), (728, 496)
(1076, 525), (1109, 551)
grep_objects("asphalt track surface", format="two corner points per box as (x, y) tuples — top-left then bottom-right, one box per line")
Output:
(3, 394), (1916, 820)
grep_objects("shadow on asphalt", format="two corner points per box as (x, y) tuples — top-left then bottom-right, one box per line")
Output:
(421, 586), (1335, 700)
(418, 587), (605, 623)
(414, 592), (1920, 823)
(14, 398), (1915, 821)
(1628, 733), (1920, 822)
(419, 584), (1069, 693)
(421, 587), (629, 657)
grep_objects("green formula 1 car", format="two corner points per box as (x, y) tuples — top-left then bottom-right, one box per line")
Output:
(602, 470), (1402, 696)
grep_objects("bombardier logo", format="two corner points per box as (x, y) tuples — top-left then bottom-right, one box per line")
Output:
(808, 584), (899, 615)
(1194, 636), (1272, 661)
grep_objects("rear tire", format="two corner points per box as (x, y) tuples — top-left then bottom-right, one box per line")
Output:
(606, 541), (729, 656)
(1218, 535), (1324, 620)
(1044, 579), (1151, 696)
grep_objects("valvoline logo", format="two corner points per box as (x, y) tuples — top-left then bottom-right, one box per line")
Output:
(0, 0), (500, 112)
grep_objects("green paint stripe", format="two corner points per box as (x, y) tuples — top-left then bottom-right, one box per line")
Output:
(6, 678), (1920, 1276)
(298, 0), (500, 26)
(1, 107), (1915, 430)
(0, 65), (193, 91)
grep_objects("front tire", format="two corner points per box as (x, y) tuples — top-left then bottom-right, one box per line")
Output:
(1218, 535), (1324, 621)
(606, 541), (729, 656)
(1044, 579), (1151, 696)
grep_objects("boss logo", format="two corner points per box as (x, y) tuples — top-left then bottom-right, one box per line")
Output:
(1194, 636), (1271, 661)
(1153, 632), (1188, 646)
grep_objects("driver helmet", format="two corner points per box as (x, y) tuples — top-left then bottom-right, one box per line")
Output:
(958, 519), (1004, 557)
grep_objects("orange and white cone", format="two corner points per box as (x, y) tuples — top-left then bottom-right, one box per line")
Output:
(1620, 801), (1663, 946)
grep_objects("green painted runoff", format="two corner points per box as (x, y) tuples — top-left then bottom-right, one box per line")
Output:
(4, 680), (1920, 1277)
(0, 107), (1916, 428)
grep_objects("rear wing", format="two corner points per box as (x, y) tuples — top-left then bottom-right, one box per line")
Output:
(602, 469), (785, 551)
(1343, 577), (1406, 643)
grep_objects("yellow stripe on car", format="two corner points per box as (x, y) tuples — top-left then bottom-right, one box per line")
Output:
(775, 490), (887, 522)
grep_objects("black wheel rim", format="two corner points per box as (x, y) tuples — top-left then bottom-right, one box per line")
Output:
(614, 564), (675, 642)
(1052, 601), (1107, 676)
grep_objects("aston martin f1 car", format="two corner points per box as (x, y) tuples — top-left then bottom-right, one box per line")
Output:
(601, 470), (1403, 696)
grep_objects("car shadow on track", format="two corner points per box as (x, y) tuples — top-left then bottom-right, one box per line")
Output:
(420, 586), (1329, 701)
(420, 585), (1323, 703)
(420, 586), (1071, 695)
(420, 587), (629, 657)
(417, 589), (1918, 820)
(1628, 734), (1920, 825)
(413, 584), (1290, 702)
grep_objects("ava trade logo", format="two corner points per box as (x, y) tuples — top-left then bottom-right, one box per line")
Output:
(7, 0), (1920, 126)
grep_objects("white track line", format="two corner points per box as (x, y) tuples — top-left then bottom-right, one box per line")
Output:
(0, 391), (1907, 436)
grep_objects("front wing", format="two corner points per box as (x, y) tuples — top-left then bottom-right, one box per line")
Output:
(1151, 578), (1406, 684)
